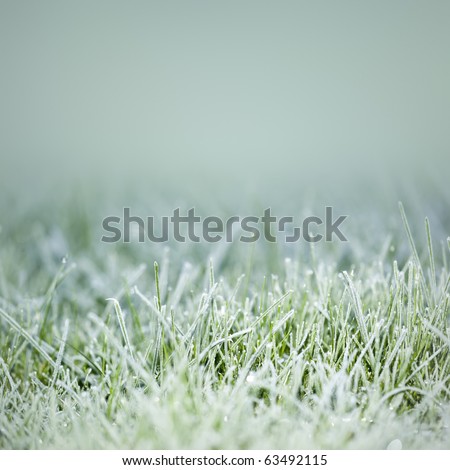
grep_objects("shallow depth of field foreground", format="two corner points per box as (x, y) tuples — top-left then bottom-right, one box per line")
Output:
(0, 192), (449, 450)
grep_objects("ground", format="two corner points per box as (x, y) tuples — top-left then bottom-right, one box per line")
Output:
(0, 192), (449, 449)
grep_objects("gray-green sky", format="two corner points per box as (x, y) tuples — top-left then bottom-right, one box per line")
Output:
(1, 1), (449, 196)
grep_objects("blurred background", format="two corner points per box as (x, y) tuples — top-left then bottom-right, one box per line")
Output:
(1, 0), (450, 317)
(0, 0), (449, 225)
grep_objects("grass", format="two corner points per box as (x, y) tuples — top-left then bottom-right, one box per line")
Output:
(0, 195), (449, 449)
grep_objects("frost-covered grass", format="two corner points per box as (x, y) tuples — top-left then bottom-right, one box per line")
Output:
(0, 195), (449, 449)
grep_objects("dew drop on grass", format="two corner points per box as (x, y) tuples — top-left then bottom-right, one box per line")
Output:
(387, 439), (402, 450)
(246, 373), (256, 384)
